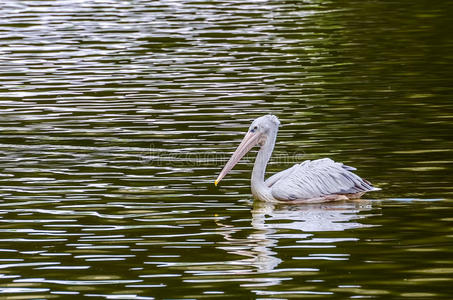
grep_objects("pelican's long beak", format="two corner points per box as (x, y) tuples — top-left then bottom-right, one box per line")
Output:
(215, 130), (262, 186)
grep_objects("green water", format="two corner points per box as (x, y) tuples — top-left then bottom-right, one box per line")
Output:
(0, 0), (452, 298)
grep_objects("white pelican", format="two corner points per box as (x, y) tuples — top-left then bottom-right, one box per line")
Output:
(215, 115), (380, 203)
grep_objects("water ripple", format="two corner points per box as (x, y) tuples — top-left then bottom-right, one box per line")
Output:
(1, 0), (452, 298)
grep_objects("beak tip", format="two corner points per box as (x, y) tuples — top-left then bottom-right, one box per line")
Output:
(214, 179), (219, 186)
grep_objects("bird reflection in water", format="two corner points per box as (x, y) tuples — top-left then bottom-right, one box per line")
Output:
(215, 200), (377, 281)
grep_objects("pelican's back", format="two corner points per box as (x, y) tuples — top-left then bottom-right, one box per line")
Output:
(270, 158), (378, 201)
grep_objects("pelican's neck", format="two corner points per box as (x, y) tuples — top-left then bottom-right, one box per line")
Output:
(251, 129), (277, 201)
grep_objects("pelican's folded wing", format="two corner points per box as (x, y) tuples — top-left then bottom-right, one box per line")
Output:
(270, 158), (376, 201)
(265, 165), (298, 188)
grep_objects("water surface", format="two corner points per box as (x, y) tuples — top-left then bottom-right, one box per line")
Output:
(1, 0), (453, 298)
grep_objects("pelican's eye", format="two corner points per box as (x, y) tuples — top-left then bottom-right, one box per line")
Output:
(251, 125), (258, 133)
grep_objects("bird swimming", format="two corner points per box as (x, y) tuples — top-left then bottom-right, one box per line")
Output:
(215, 115), (380, 203)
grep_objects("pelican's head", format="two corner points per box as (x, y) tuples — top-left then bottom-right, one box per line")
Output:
(215, 115), (280, 186)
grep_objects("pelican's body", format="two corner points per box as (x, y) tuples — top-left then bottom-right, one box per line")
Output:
(215, 115), (379, 203)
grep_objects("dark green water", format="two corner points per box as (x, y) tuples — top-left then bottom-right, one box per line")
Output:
(1, 0), (453, 299)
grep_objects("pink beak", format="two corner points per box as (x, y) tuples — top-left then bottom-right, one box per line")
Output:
(215, 130), (262, 186)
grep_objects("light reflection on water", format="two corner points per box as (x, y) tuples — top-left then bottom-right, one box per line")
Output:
(0, 196), (452, 298)
(1, 0), (453, 298)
